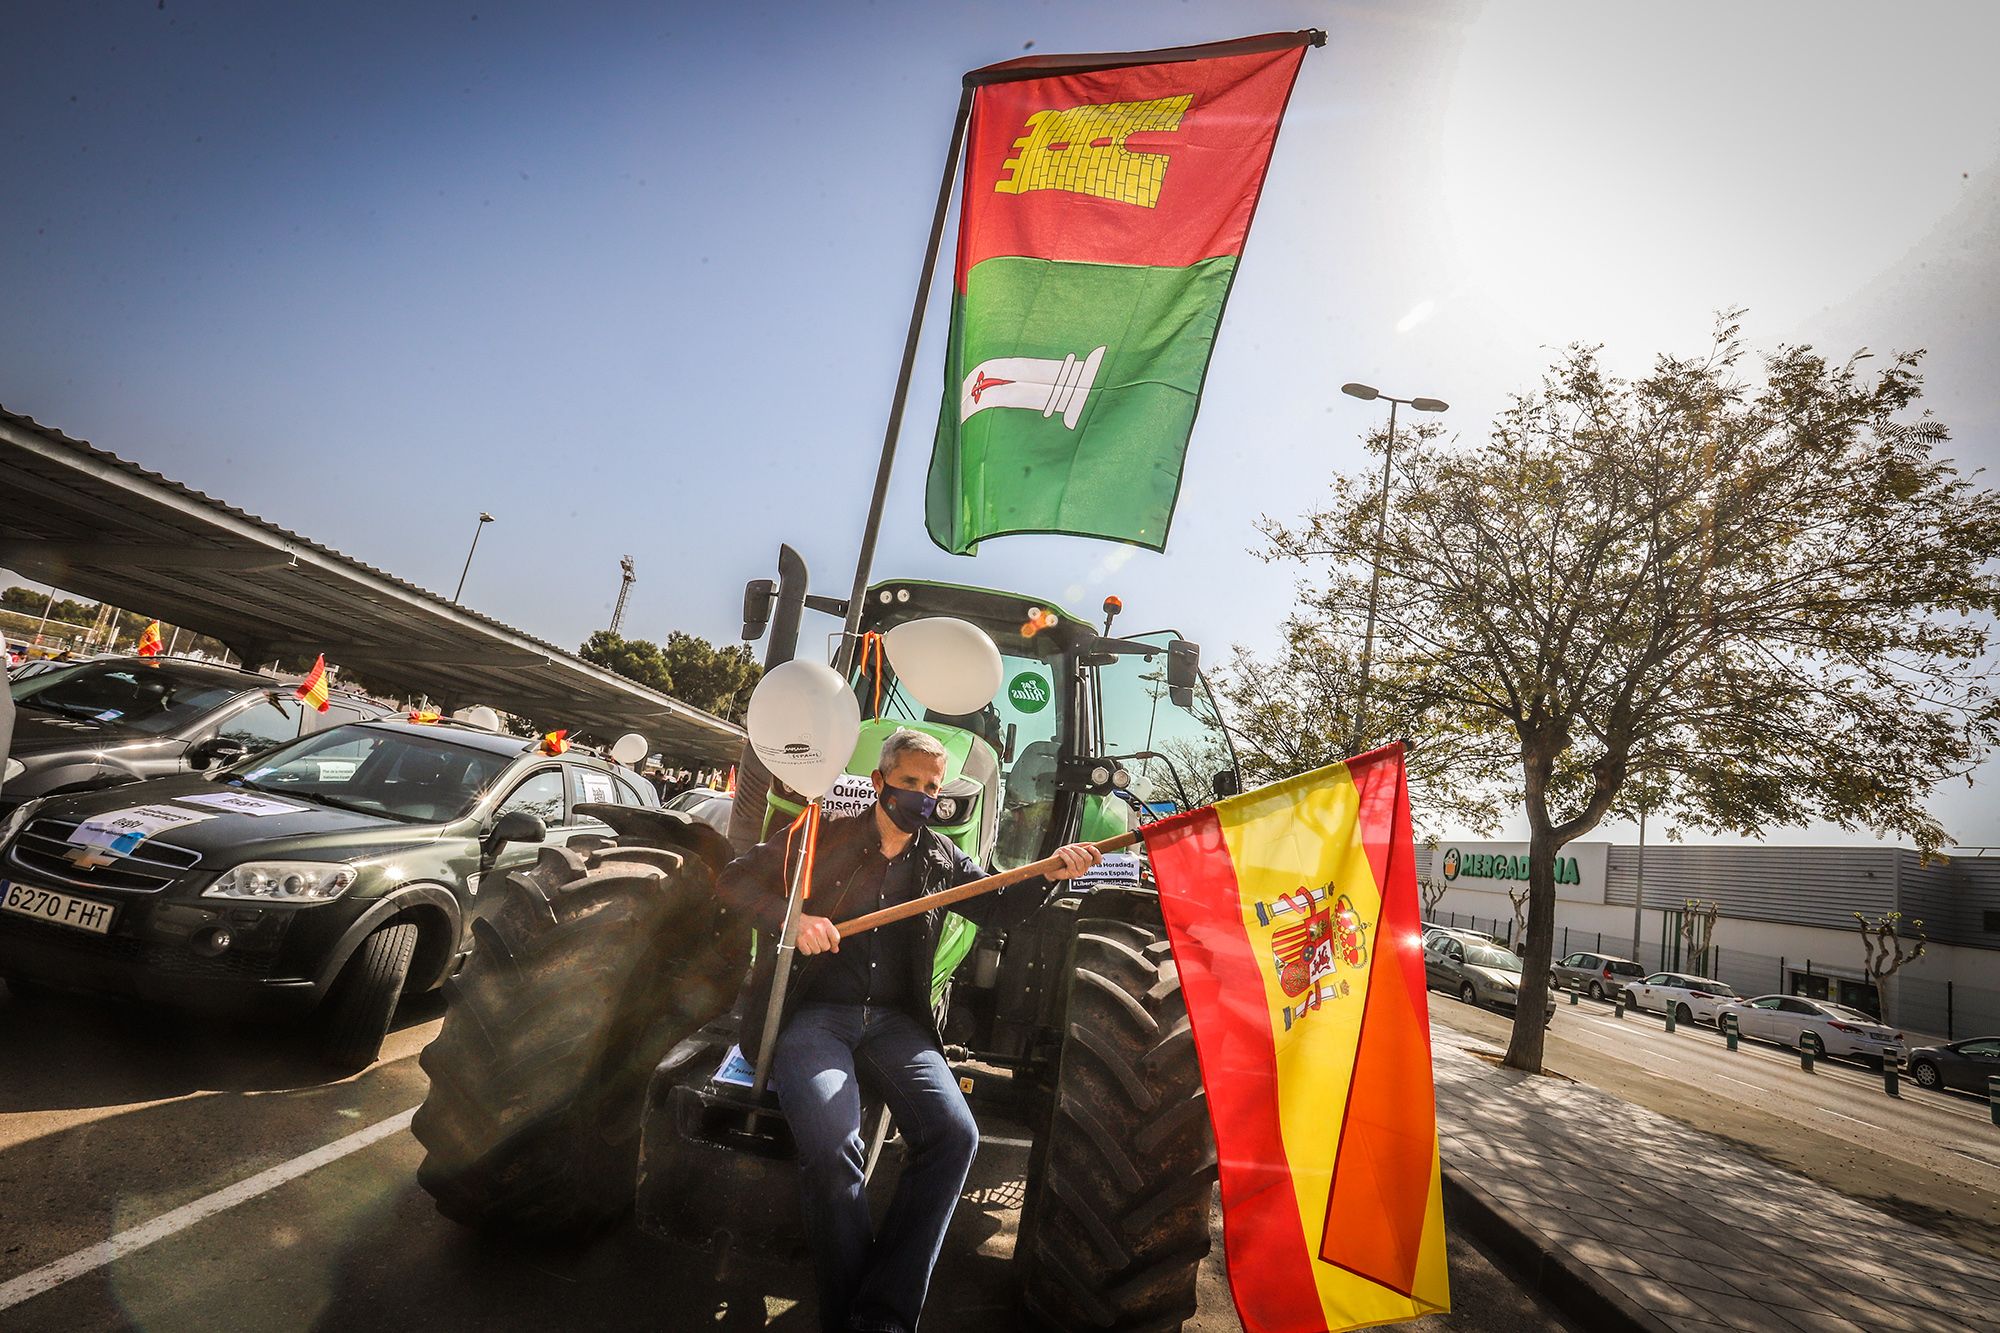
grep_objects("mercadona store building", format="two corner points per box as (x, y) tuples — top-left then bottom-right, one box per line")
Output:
(1415, 841), (2000, 1041)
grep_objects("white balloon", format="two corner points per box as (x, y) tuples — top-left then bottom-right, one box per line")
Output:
(883, 618), (1004, 717)
(745, 660), (861, 800)
(609, 732), (648, 766)
(453, 705), (501, 731)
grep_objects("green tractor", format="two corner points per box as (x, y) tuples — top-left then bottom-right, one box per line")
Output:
(410, 571), (1242, 1330)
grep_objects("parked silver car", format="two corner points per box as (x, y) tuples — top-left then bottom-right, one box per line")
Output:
(1713, 995), (1907, 1068)
(1624, 972), (1740, 1026)
(1424, 936), (1555, 1025)
(1551, 951), (1645, 1002)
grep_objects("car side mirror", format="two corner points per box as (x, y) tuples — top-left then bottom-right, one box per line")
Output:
(188, 736), (252, 771)
(484, 809), (547, 850)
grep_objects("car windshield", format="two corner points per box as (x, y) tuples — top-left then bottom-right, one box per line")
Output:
(1466, 944), (1523, 971)
(10, 659), (246, 734)
(228, 725), (516, 823)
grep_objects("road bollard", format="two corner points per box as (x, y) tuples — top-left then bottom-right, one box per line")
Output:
(1883, 1057), (1900, 1098)
(1989, 1075), (1999, 1127)
(1723, 1013), (1739, 1051)
(1569, 988), (1579, 1006)
(1665, 1005), (1677, 1034)
(1613, 994), (1626, 1018)
(1801, 1041), (1816, 1074)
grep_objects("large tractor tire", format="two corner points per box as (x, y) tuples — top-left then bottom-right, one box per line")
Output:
(412, 813), (750, 1237)
(1017, 918), (1218, 1332)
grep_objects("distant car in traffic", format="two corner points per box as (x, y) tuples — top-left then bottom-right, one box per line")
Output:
(1551, 951), (1645, 1002)
(1424, 934), (1555, 1025)
(0, 718), (666, 1069)
(1624, 972), (1741, 1027)
(1421, 924), (1496, 948)
(1905, 1037), (2000, 1094)
(1713, 994), (1906, 1068)
(4, 655), (389, 813)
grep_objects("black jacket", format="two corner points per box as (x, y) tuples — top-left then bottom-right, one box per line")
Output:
(716, 807), (1052, 1060)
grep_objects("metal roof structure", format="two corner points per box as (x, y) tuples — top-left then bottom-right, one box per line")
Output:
(0, 407), (745, 766)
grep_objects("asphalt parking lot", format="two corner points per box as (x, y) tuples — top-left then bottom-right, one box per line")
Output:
(1, 983), (1572, 1332)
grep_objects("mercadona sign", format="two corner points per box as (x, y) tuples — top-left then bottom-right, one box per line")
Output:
(1441, 847), (1581, 886)
(1434, 841), (1609, 904)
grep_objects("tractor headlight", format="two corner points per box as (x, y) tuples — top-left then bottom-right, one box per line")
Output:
(204, 861), (359, 903)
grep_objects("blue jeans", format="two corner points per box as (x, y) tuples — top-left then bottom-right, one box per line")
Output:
(771, 1003), (979, 1333)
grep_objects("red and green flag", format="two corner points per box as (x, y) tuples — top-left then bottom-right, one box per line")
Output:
(925, 31), (1319, 555)
(1141, 745), (1449, 1331)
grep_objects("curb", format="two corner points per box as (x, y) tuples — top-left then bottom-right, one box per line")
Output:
(1441, 1163), (1671, 1333)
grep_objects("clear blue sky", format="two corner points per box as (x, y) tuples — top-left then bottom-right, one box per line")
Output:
(6, 1), (1998, 845)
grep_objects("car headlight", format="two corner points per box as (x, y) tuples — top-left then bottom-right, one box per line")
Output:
(203, 861), (359, 902)
(3, 757), (22, 783)
(0, 796), (45, 847)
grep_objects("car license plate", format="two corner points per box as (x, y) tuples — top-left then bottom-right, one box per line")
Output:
(1, 879), (116, 935)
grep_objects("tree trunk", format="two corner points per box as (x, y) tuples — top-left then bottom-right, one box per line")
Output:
(1504, 759), (1560, 1073)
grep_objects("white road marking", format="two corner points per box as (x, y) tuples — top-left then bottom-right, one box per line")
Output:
(1816, 1108), (1891, 1132)
(0, 1105), (419, 1313)
(1949, 1147), (2000, 1171)
(1710, 1074), (1761, 1092)
(980, 1135), (1033, 1149)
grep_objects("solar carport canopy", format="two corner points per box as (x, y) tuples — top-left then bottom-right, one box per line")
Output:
(0, 408), (744, 766)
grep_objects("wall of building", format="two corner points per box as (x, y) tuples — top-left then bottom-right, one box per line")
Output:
(1416, 843), (2000, 1040)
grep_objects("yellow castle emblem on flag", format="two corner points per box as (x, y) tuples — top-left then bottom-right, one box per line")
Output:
(994, 93), (1192, 208)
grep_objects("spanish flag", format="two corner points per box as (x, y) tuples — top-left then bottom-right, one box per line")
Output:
(539, 730), (569, 756)
(1141, 745), (1447, 1332)
(295, 654), (331, 713)
(136, 621), (163, 658)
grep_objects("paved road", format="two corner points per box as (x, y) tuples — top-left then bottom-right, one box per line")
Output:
(1433, 988), (2000, 1262)
(1, 982), (1568, 1331)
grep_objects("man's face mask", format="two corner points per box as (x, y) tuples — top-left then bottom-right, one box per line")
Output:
(877, 781), (938, 833)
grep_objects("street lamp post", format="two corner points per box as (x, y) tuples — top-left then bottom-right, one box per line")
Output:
(1340, 382), (1448, 753)
(452, 512), (495, 605)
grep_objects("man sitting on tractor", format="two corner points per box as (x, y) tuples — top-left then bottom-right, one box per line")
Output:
(718, 727), (1101, 1333)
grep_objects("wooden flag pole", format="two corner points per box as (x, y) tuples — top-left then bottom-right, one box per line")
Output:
(836, 830), (1142, 939)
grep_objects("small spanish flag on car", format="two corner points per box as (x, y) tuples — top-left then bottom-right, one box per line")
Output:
(540, 729), (569, 756)
(137, 621), (163, 658)
(295, 654), (331, 713)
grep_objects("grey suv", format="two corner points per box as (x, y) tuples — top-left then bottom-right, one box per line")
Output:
(1552, 951), (1645, 1001)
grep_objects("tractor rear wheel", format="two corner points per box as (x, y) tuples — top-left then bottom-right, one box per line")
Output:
(1017, 918), (1217, 1331)
(412, 835), (749, 1237)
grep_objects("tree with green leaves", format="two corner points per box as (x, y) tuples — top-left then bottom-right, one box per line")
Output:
(1260, 316), (2000, 1074)
(578, 629), (760, 721)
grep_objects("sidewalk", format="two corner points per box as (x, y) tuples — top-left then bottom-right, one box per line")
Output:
(1431, 1033), (2000, 1333)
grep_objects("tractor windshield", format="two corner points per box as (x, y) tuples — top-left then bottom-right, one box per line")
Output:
(1092, 631), (1236, 821)
(851, 584), (1080, 869)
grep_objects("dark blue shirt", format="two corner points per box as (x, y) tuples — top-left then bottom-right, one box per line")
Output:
(795, 836), (928, 1011)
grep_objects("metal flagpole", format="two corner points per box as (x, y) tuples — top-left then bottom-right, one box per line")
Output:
(832, 86), (973, 678)
(749, 808), (817, 1099)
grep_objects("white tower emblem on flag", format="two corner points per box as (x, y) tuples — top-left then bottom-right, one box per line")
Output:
(959, 346), (1107, 430)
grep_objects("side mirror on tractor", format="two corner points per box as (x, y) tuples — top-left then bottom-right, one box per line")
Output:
(741, 578), (777, 642)
(1166, 639), (1200, 709)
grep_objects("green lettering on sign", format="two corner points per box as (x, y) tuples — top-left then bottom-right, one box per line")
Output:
(1007, 671), (1051, 714)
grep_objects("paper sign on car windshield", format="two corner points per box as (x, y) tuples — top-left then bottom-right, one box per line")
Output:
(176, 792), (307, 817)
(576, 772), (615, 805)
(67, 804), (217, 858)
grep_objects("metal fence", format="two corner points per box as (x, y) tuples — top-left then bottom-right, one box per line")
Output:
(1426, 912), (1999, 1040)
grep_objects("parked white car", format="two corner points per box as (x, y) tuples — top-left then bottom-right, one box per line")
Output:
(1625, 972), (1740, 1027)
(1713, 994), (1907, 1067)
